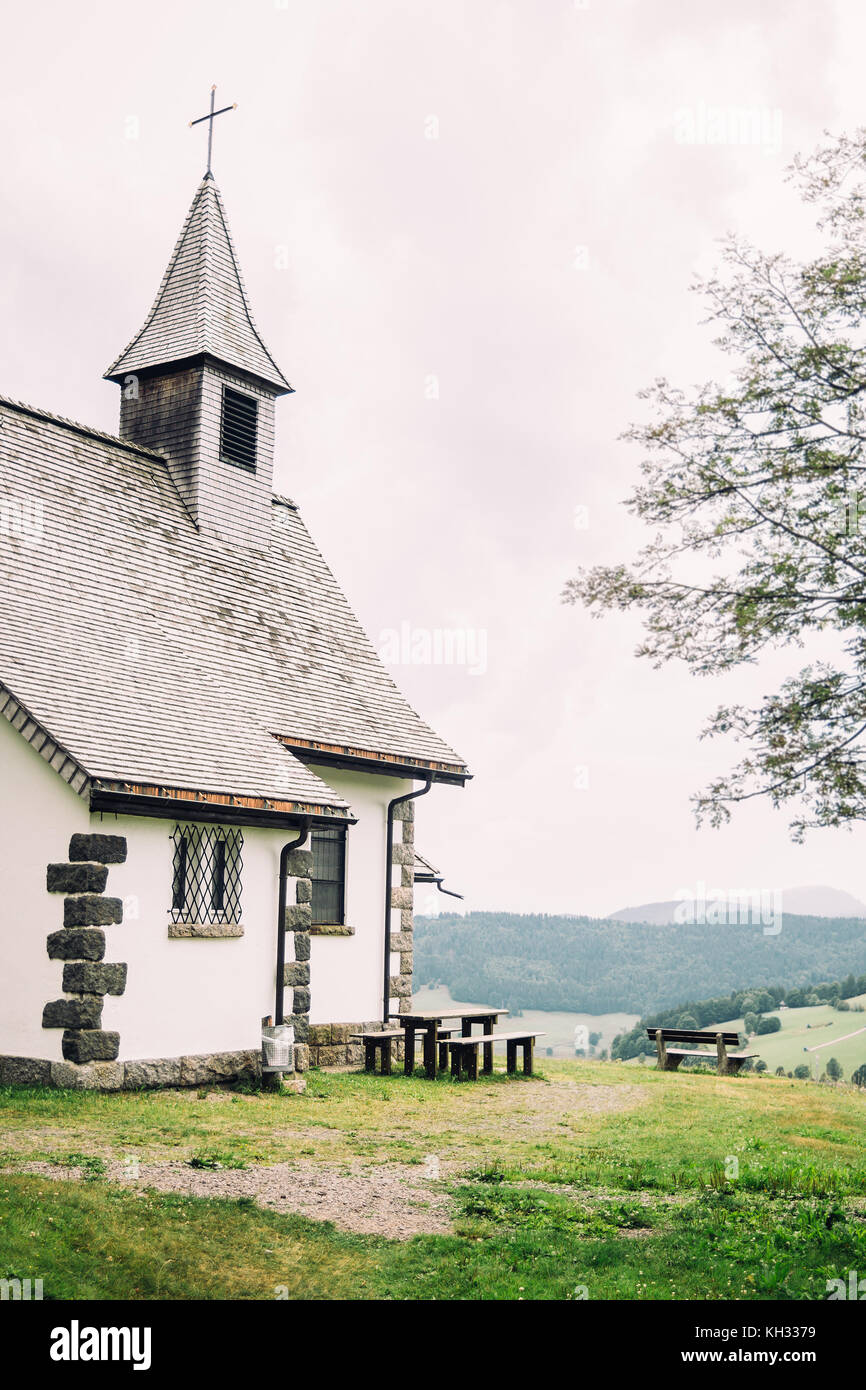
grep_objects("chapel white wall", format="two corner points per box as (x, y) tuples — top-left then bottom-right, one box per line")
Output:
(0, 716), (89, 1059)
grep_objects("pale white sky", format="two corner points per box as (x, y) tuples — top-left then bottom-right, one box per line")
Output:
(3, 0), (866, 915)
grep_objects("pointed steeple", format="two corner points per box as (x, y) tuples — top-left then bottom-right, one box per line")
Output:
(105, 176), (291, 394)
(105, 178), (292, 549)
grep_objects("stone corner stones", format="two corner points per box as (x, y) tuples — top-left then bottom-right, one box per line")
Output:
(46, 862), (108, 895)
(46, 928), (106, 961)
(68, 833), (127, 864)
(61, 961), (127, 996)
(63, 895), (123, 928)
(61, 1030), (120, 1063)
(42, 997), (103, 1030)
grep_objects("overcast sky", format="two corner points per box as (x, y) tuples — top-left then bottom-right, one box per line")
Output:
(3, 0), (866, 915)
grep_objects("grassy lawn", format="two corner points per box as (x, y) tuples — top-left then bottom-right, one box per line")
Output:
(1, 1060), (865, 1300)
(710, 996), (866, 1077)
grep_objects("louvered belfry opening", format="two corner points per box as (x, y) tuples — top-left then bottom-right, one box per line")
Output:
(220, 385), (258, 470)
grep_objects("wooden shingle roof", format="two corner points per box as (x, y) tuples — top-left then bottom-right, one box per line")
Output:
(0, 396), (468, 818)
(104, 176), (291, 394)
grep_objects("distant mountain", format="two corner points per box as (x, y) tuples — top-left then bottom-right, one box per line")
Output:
(610, 885), (866, 925)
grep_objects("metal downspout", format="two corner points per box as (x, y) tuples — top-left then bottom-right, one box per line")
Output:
(383, 777), (432, 1024)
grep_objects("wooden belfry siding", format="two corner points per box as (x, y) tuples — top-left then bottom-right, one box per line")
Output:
(119, 361), (277, 549)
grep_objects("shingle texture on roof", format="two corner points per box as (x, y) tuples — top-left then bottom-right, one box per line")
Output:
(0, 399), (467, 809)
(104, 177), (291, 394)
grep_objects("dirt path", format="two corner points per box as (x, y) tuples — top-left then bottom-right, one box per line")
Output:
(12, 1158), (456, 1240)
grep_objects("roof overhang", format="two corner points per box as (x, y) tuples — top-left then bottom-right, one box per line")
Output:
(274, 736), (471, 786)
(89, 781), (355, 830)
(103, 352), (294, 398)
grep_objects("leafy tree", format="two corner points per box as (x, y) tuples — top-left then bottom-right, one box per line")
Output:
(565, 130), (866, 838)
(755, 1060), (768, 1072)
(852, 1063), (866, 1086)
(743, 1011), (759, 1036)
(677, 1012), (699, 1030)
(825, 1056), (843, 1080)
(775, 1066), (786, 1075)
(794, 1064), (811, 1079)
(756, 1015), (782, 1034)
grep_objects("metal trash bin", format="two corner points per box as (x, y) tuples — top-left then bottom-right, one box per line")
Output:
(262, 1023), (294, 1070)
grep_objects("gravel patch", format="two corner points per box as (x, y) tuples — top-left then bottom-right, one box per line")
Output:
(10, 1158), (455, 1240)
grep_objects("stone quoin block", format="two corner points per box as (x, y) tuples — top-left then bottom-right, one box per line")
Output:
(390, 975), (412, 998)
(391, 842), (414, 866)
(295, 877), (312, 903)
(46, 862), (109, 895)
(63, 896), (123, 928)
(401, 820), (414, 844)
(401, 864), (413, 887)
(400, 909), (413, 931)
(285, 849), (313, 878)
(294, 932), (310, 962)
(46, 928), (106, 961)
(291, 987), (311, 1014)
(68, 834), (127, 864)
(282, 961), (310, 988)
(61, 962), (127, 996)
(390, 931), (412, 952)
(291, 1016), (309, 1044)
(284, 903), (311, 931)
(390, 887), (412, 911)
(293, 1043), (310, 1072)
(393, 801), (415, 822)
(61, 1030), (120, 1063)
(400, 950), (414, 975)
(42, 997), (103, 1030)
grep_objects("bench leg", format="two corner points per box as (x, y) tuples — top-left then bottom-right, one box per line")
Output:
(655, 1028), (668, 1070)
(438, 1038), (448, 1071)
(482, 1015), (494, 1074)
(381, 1038), (392, 1076)
(423, 1026), (437, 1080)
(522, 1039), (534, 1076)
(716, 1034), (729, 1076)
(506, 1040), (517, 1074)
(466, 1046), (478, 1081)
(403, 1026), (416, 1076)
(450, 1047), (461, 1080)
(364, 1042), (376, 1073)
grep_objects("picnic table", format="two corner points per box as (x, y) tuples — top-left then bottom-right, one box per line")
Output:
(389, 1006), (509, 1079)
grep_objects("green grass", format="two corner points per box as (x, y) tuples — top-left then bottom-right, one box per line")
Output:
(1, 1060), (865, 1300)
(710, 997), (866, 1076)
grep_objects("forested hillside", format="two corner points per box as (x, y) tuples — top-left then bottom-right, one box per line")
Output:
(413, 912), (866, 1015)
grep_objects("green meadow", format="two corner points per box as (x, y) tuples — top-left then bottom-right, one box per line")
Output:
(710, 995), (866, 1077)
(1, 1058), (865, 1300)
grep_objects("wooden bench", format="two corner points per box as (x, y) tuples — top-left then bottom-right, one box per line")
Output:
(448, 1031), (545, 1080)
(647, 1027), (755, 1075)
(349, 1029), (405, 1075)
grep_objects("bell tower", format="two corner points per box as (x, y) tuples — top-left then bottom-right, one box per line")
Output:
(104, 171), (292, 549)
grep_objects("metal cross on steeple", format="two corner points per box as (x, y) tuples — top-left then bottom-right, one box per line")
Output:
(189, 85), (237, 178)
